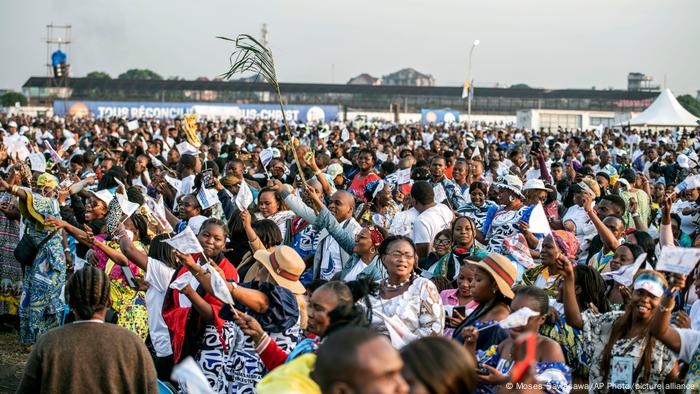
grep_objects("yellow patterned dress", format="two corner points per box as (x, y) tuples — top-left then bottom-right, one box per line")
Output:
(93, 237), (149, 341)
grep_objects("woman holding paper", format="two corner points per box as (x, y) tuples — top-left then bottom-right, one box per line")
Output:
(462, 286), (570, 394)
(162, 218), (240, 393)
(558, 255), (677, 394)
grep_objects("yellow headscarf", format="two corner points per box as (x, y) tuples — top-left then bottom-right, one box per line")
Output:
(36, 173), (59, 190)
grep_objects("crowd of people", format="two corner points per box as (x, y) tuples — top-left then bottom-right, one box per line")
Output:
(1, 111), (700, 393)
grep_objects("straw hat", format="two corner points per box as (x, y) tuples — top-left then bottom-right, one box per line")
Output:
(253, 246), (306, 295)
(469, 253), (517, 299)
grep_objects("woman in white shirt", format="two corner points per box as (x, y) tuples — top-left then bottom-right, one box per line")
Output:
(369, 235), (444, 339)
(118, 233), (179, 382)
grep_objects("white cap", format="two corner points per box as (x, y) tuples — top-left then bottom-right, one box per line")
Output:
(7, 121), (17, 128)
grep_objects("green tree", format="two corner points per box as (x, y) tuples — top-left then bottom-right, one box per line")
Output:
(677, 95), (700, 118)
(510, 83), (532, 89)
(86, 71), (111, 79)
(118, 69), (163, 80)
(0, 91), (28, 107)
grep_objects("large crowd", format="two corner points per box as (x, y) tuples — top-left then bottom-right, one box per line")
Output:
(1, 111), (700, 394)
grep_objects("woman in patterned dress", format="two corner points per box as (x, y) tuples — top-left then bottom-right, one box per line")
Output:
(0, 174), (66, 346)
(0, 164), (30, 327)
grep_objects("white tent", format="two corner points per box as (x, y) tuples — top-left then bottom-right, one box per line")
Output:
(626, 88), (699, 127)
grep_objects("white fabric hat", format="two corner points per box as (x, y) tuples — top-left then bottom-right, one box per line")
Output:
(90, 189), (114, 206)
(522, 179), (552, 192)
(677, 154), (696, 169)
(7, 121), (17, 128)
(495, 174), (524, 198)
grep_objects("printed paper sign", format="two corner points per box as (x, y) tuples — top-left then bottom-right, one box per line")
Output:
(164, 227), (204, 254)
(127, 120), (140, 132)
(236, 180), (254, 211)
(433, 184), (447, 204)
(656, 246), (700, 275)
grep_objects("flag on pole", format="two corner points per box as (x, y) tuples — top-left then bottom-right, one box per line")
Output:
(461, 81), (470, 99)
(461, 80), (475, 99)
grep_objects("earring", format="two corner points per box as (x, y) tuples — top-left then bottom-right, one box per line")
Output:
(370, 247), (377, 254)
(493, 289), (497, 294)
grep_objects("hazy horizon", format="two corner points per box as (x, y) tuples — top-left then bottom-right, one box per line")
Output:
(2, 0), (698, 95)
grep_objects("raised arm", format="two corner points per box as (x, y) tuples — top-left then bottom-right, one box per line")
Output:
(650, 274), (685, 353)
(175, 251), (270, 314)
(660, 196), (674, 247)
(306, 154), (334, 197)
(583, 194), (620, 251)
(119, 234), (149, 271)
(556, 254), (583, 329)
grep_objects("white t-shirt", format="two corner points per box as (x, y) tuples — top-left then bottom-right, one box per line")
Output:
(413, 203), (454, 245)
(344, 260), (367, 282)
(389, 208), (419, 237)
(144, 257), (176, 357)
(562, 204), (596, 261)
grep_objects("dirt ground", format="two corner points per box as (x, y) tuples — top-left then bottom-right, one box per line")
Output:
(0, 330), (26, 394)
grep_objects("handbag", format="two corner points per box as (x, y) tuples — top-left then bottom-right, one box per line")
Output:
(14, 229), (60, 268)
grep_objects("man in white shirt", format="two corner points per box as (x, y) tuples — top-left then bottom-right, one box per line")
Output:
(411, 181), (454, 258)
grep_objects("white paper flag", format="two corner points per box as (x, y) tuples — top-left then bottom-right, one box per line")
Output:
(171, 357), (216, 394)
(234, 137), (246, 147)
(602, 253), (647, 287)
(127, 120), (139, 132)
(528, 203), (552, 235)
(164, 175), (182, 192)
(177, 141), (199, 156)
(165, 227), (204, 254)
(656, 246), (700, 276)
(260, 148), (274, 169)
(395, 168), (411, 185)
(471, 146), (481, 159)
(29, 152), (47, 172)
(375, 152), (388, 162)
(149, 154), (164, 168)
(144, 195), (173, 233)
(115, 193), (140, 218)
(202, 263), (234, 306)
(341, 128), (350, 141)
(197, 187), (220, 210)
(236, 180), (254, 211)
(433, 184), (447, 204)
(674, 175), (700, 194)
(498, 307), (539, 329)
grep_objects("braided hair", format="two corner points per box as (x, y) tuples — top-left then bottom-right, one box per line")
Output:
(66, 266), (111, 320)
(573, 264), (610, 314)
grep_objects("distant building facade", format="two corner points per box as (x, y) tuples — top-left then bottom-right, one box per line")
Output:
(381, 68), (434, 87)
(347, 73), (381, 85)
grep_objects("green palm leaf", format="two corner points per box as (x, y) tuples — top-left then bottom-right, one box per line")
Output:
(218, 33), (307, 185)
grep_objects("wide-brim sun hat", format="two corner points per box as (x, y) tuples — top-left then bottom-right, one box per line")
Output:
(522, 179), (552, 193)
(253, 245), (306, 295)
(468, 253), (517, 299)
(495, 174), (525, 199)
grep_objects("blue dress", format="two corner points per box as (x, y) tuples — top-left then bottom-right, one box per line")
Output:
(18, 191), (66, 345)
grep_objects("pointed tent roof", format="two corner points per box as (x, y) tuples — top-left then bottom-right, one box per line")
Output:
(627, 88), (699, 127)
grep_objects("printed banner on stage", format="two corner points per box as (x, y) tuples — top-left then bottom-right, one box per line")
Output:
(54, 100), (339, 122)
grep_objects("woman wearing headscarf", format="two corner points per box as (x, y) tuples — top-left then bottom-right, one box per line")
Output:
(48, 195), (152, 341)
(522, 230), (579, 298)
(0, 163), (30, 327)
(354, 180), (399, 229)
(0, 173), (65, 347)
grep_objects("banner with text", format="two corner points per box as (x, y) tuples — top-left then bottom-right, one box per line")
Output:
(54, 100), (339, 122)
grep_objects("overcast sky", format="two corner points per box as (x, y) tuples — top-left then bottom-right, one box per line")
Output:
(2, 0), (698, 95)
